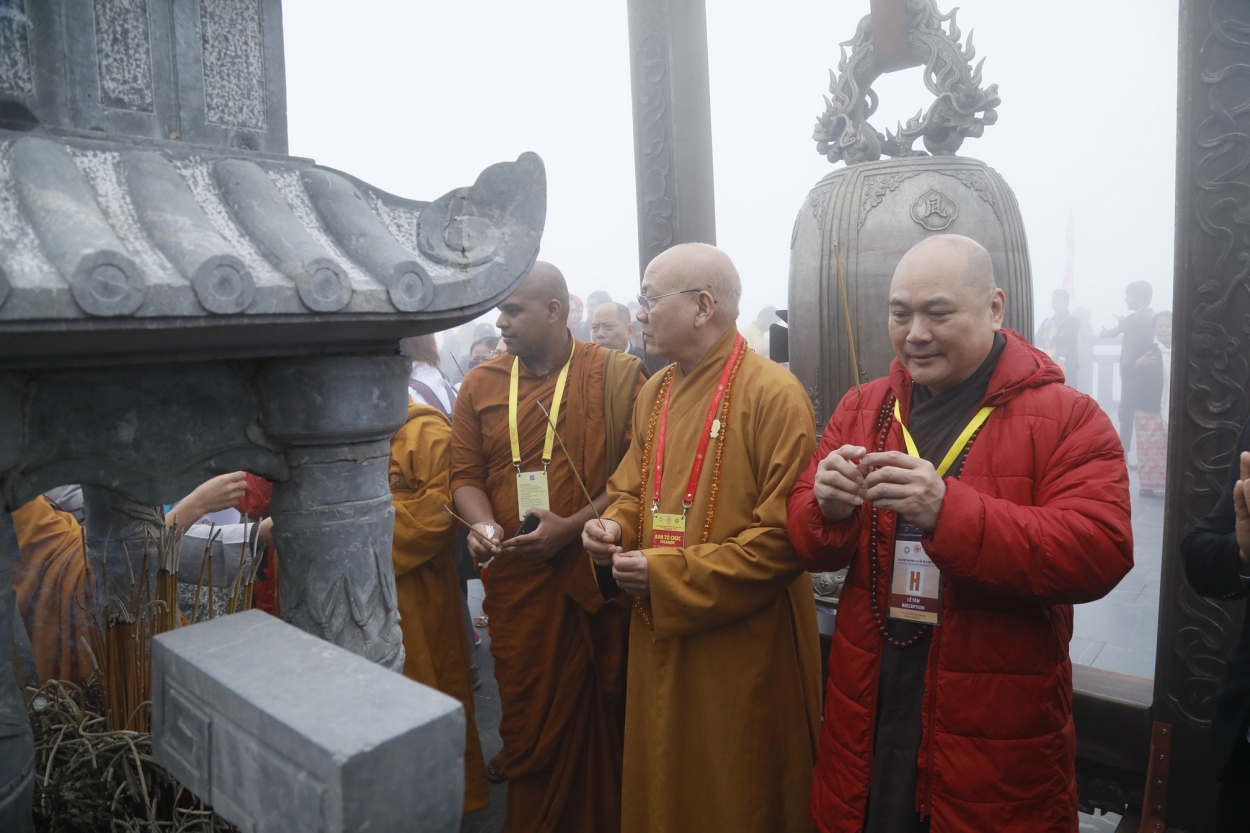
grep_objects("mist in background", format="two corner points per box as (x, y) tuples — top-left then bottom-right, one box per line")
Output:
(284, 0), (1179, 335)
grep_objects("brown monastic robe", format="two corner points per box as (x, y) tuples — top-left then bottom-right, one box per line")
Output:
(12, 496), (94, 684)
(450, 337), (645, 833)
(601, 326), (823, 833)
(389, 401), (490, 814)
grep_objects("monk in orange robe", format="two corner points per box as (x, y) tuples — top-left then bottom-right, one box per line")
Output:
(585, 243), (823, 833)
(450, 262), (646, 833)
(12, 496), (94, 685)
(389, 399), (489, 814)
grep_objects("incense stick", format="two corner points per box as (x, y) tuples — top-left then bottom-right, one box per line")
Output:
(450, 353), (468, 380)
(227, 533), (248, 615)
(535, 400), (608, 534)
(443, 505), (500, 548)
(832, 242), (862, 396)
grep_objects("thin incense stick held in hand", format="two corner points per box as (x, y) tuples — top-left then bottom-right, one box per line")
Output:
(535, 399), (609, 534)
(443, 505), (499, 548)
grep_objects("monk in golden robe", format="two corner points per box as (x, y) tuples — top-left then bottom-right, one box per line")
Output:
(584, 243), (823, 833)
(389, 398), (489, 814)
(450, 262), (646, 833)
(12, 496), (93, 684)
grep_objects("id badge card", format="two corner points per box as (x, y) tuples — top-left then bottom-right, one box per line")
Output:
(888, 522), (943, 625)
(650, 512), (686, 548)
(516, 470), (551, 517)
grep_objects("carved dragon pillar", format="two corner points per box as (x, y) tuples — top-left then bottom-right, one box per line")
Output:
(1154, 0), (1250, 826)
(626, 0), (717, 278)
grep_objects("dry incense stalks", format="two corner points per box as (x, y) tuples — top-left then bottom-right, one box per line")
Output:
(26, 679), (234, 832)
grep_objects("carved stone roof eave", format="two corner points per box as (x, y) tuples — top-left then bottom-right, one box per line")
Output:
(0, 128), (546, 366)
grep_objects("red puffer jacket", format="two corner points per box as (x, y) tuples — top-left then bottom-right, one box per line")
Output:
(787, 330), (1133, 832)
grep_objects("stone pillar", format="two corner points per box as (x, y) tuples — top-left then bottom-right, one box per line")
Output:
(0, 510), (34, 833)
(81, 486), (161, 623)
(1155, 1), (1250, 826)
(0, 371), (33, 832)
(626, 0), (717, 278)
(259, 355), (409, 671)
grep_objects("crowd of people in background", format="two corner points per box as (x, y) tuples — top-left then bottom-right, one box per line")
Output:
(1036, 281), (1173, 495)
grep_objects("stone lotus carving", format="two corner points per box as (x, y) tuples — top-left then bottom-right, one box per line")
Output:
(811, 569), (847, 605)
(814, 0), (1001, 165)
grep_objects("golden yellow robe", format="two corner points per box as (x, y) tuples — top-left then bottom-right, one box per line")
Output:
(602, 326), (823, 833)
(12, 496), (94, 685)
(389, 402), (489, 814)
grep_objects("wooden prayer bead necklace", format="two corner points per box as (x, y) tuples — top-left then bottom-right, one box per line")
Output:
(866, 394), (927, 648)
(867, 393), (982, 649)
(632, 346), (749, 627)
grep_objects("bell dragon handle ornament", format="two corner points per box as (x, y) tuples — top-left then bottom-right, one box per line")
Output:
(814, 0), (1001, 165)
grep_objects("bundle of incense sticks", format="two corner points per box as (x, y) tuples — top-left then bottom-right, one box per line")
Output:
(94, 514), (190, 732)
(151, 519), (182, 633)
(97, 530), (171, 733)
(227, 523), (266, 614)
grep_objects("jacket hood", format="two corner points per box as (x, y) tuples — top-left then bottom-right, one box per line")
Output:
(888, 328), (1064, 409)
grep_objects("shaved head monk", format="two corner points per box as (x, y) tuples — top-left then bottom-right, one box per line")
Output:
(450, 261), (646, 832)
(788, 234), (1132, 831)
(584, 243), (823, 833)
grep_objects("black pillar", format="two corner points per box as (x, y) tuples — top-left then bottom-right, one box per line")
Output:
(626, 0), (717, 278)
(1156, 1), (1250, 827)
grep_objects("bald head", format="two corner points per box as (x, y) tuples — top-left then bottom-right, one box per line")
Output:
(639, 243), (742, 371)
(495, 261), (574, 364)
(644, 243), (741, 321)
(895, 234), (996, 299)
(512, 261), (570, 311)
(888, 234), (1006, 393)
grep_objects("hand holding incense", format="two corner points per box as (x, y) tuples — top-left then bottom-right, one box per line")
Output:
(443, 505), (500, 551)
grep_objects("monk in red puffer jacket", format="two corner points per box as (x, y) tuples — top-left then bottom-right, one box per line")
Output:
(788, 235), (1133, 832)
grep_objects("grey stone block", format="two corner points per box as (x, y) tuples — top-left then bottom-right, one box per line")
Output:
(152, 610), (464, 833)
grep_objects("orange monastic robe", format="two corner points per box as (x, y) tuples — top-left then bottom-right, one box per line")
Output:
(601, 326), (824, 833)
(12, 496), (94, 684)
(389, 402), (489, 814)
(450, 338), (645, 833)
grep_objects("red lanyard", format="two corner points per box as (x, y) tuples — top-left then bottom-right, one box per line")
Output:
(653, 335), (746, 511)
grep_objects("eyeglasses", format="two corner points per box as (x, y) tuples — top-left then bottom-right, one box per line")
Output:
(636, 288), (710, 314)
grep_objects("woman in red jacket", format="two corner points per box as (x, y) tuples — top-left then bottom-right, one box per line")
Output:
(787, 235), (1133, 832)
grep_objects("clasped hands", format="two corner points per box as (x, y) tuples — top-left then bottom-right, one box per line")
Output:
(466, 508), (581, 565)
(814, 445), (946, 532)
(581, 519), (649, 597)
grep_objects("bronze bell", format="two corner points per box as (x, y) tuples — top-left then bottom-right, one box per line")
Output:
(788, 0), (1034, 429)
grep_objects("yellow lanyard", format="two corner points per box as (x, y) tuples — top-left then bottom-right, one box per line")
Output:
(509, 347), (574, 471)
(893, 400), (994, 478)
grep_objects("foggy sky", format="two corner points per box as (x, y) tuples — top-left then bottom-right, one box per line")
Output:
(284, 1), (1179, 333)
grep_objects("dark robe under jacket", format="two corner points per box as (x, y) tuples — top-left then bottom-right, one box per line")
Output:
(865, 333), (1006, 833)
